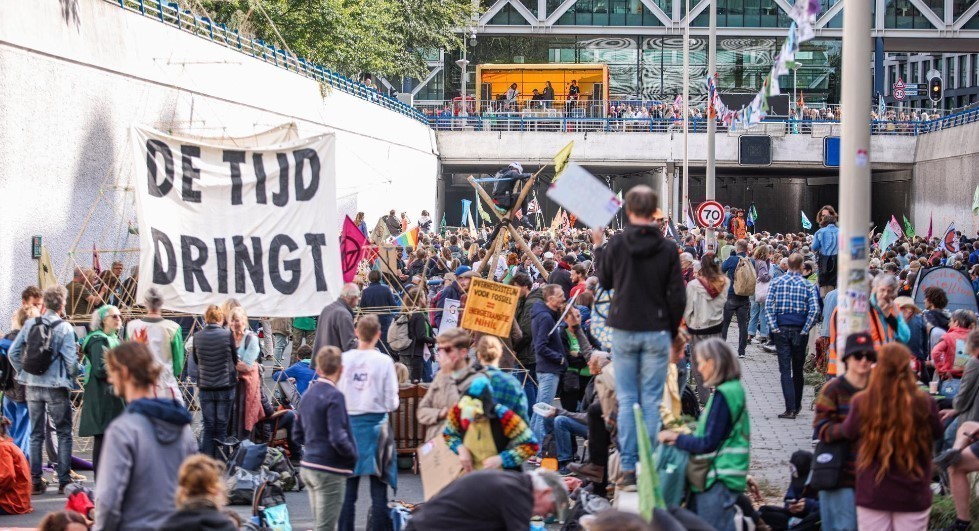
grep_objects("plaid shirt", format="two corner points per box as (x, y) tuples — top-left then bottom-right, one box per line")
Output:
(764, 272), (820, 334)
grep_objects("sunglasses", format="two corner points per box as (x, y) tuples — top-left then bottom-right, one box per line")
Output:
(850, 352), (876, 363)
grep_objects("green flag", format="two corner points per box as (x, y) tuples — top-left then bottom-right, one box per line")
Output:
(801, 210), (812, 231)
(634, 404), (666, 523)
(973, 184), (979, 215)
(439, 213), (447, 234)
(552, 141), (574, 181)
(902, 215), (916, 239)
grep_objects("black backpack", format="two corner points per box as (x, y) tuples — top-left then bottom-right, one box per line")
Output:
(21, 318), (64, 376)
(0, 332), (17, 391)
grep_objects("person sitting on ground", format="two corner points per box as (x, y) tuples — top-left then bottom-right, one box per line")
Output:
(405, 469), (570, 530)
(272, 344), (316, 396)
(94, 342), (197, 530)
(158, 455), (238, 531)
(0, 416), (31, 515)
(444, 373), (539, 473)
(758, 450), (820, 530)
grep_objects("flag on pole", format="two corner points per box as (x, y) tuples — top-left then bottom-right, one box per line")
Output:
(902, 215), (916, 239)
(467, 209), (477, 234)
(684, 200), (696, 229)
(634, 404), (666, 522)
(92, 243), (102, 275)
(568, 214), (576, 228)
(439, 213), (447, 234)
(341, 216), (368, 283)
(552, 141), (574, 182)
(673, 94), (683, 112)
(561, 210), (570, 229)
(747, 203), (758, 227)
(514, 209), (524, 220)
(461, 199), (472, 226)
(38, 246), (59, 290)
(973, 184), (979, 215)
(878, 221), (898, 251)
(926, 212), (933, 240)
(527, 196), (541, 215)
(878, 93), (886, 117)
(477, 200), (492, 223)
(393, 227), (419, 249)
(801, 211), (812, 231)
(888, 215), (905, 240)
(940, 222), (959, 253)
(550, 208), (564, 235)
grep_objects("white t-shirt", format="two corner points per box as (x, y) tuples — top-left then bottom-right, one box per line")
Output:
(339, 348), (399, 415)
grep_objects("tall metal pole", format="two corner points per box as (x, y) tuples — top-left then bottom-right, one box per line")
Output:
(681, 0), (690, 224)
(705, 0), (717, 252)
(834, 0), (873, 375)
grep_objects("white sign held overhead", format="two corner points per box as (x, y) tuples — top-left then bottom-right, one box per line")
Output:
(545, 163), (622, 229)
(133, 127), (343, 317)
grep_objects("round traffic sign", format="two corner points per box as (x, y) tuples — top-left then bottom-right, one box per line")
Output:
(696, 201), (725, 228)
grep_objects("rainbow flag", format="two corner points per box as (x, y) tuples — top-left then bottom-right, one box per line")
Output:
(393, 227), (419, 249)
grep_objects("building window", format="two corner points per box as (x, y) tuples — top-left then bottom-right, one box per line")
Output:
(947, 57), (956, 88)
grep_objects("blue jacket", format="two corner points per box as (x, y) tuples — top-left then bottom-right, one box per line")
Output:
(273, 360), (316, 395)
(293, 378), (357, 476)
(811, 223), (839, 257)
(361, 283), (397, 337)
(9, 311), (79, 390)
(530, 301), (567, 375)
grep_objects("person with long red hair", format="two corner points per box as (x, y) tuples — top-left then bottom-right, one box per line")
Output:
(841, 342), (942, 529)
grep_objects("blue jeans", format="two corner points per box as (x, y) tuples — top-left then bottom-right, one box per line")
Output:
(553, 415), (588, 463)
(694, 481), (738, 531)
(748, 298), (769, 336)
(2, 396), (30, 462)
(26, 386), (72, 485)
(774, 326), (808, 412)
(272, 333), (289, 367)
(339, 474), (389, 531)
(530, 372), (562, 448)
(612, 329), (671, 471)
(199, 387), (235, 459)
(522, 364), (538, 408)
(819, 487), (857, 531)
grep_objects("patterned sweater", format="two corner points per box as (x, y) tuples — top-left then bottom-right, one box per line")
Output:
(443, 376), (538, 470)
(812, 376), (861, 488)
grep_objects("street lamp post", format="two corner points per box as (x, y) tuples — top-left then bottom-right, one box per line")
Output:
(456, 56), (470, 118)
(792, 61), (804, 116)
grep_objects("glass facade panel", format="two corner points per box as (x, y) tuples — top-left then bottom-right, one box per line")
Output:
(415, 70), (445, 101)
(954, 0), (979, 19)
(557, 0), (663, 25)
(960, 55), (968, 87)
(884, 0), (938, 29)
(489, 4), (531, 25)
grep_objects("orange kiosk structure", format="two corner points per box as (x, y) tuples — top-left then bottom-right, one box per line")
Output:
(475, 63), (609, 117)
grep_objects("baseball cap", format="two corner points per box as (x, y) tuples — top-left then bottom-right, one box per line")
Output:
(533, 470), (571, 523)
(789, 450), (813, 494)
(454, 265), (471, 277)
(843, 331), (874, 360)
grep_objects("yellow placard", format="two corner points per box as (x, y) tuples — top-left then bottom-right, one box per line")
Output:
(460, 278), (520, 338)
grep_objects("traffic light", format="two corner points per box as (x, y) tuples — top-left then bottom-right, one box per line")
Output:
(930, 76), (943, 103)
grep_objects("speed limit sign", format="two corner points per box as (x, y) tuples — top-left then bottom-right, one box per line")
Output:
(696, 201), (725, 228)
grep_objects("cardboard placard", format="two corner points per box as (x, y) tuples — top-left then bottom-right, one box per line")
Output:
(418, 436), (463, 501)
(460, 278), (520, 338)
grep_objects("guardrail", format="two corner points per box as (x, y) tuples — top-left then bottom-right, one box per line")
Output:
(112, 0), (428, 124)
(428, 106), (979, 136)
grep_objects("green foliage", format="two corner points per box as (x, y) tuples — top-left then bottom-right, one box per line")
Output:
(930, 491), (979, 529)
(198, 0), (471, 79)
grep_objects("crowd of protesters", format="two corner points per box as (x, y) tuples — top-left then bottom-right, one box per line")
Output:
(2, 178), (979, 530)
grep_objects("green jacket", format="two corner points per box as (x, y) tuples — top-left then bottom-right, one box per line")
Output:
(695, 379), (750, 493)
(78, 331), (126, 437)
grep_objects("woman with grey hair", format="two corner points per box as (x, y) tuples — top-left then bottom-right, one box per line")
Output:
(124, 287), (185, 402)
(658, 338), (750, 531)
(78, 304), (126, 477)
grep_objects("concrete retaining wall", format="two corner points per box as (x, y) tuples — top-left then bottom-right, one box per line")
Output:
(0, 0), (439, 324)
(912, 121), (979, 238)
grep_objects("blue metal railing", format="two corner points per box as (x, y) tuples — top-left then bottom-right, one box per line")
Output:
(112, 0), (428, 125)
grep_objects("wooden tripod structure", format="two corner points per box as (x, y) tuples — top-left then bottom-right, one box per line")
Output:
(468, 166), (550, 282)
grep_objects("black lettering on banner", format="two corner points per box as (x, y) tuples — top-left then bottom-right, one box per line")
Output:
(180, 236), (211, 292)
(146, 140), (175, 197)
(214, 238), (228, 294)
(224, 150), (246, 205)
(272, 153), (290, 207)
(151, 228), (176, 284)
(180, 145), (202, 203)
(270, 234), (300, 294)
(305, 233), (328, 291)
(293, 149), (320, 201)
(253, 153), (269, 204)
(233, 236), (265, 294)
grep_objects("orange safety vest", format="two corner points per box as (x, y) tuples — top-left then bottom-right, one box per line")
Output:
(827, 305), (895, 375)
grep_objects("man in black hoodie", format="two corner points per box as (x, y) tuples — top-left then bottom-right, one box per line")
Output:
(592, 185), (685, 491)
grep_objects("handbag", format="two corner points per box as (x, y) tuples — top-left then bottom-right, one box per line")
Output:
(656, 443), (690, 507)
(754, 281), (770, 303)
(686, 403), (745, 491)
(808, 439), (848, 491)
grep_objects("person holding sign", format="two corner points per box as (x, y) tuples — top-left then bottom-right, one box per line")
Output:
(591, 185), (686, 492)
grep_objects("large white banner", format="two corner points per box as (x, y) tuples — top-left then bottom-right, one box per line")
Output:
(133, 127), (342, 317)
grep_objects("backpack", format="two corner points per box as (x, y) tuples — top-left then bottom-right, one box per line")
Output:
(21, 317), (64, 376)
(0, 336), (16, 391)
(387, 314), (412, 353)
(449, 245), (462, 262)
(733, 257), (757, 297)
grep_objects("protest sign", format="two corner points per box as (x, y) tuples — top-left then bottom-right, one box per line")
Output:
(418, 436), (463, 501)
(442, 298), (461, 330)
(913, 266), (978, 313)
(546, 163), (622, 228)
(460, 278), (520, 337)
(133, 127), (341, 317)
